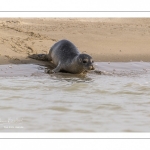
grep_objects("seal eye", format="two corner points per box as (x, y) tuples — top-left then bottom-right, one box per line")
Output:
(83, 60), (87, 64)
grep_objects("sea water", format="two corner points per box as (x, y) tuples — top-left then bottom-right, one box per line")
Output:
(0, 62), (150, 132)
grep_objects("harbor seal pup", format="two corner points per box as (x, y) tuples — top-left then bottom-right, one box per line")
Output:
(29, 39), (95, 74)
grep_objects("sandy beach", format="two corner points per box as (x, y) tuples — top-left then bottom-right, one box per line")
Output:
(0, 18), (150, 65)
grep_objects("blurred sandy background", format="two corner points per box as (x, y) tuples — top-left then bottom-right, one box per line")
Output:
(0, 18), (150, 65)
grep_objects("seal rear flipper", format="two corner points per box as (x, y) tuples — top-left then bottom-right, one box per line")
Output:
(28, 54), (49, 61)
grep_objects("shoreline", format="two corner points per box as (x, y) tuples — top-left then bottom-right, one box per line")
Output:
(0, 62), (150, 77)
(0, 18), (150, 65)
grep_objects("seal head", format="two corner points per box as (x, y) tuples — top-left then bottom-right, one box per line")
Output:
(77, 54), (94, 73)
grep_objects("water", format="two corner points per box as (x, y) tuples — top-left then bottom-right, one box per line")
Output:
(0, 62), (150, 132)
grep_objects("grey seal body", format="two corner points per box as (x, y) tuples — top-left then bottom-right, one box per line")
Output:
(29, 39), (94, 74)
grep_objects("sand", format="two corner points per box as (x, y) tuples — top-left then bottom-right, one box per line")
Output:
(0, 18), (150, 65)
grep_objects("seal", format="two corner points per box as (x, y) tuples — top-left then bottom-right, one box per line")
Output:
(29, 39), (95, 74)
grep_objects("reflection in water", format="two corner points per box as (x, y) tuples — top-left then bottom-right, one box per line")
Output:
(0, 62), (150, 132)
(48, 73), (93, 83)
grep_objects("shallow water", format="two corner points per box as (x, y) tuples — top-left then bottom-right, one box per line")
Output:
(0, 62), (150, 132)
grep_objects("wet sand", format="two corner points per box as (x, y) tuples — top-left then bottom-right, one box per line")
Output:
(0, 18), (150, 65)
(0, 64), (45, 77)
(0, 62), (150, 77)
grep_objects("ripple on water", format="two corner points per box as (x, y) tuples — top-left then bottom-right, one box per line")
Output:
(47, 106), (71, 112)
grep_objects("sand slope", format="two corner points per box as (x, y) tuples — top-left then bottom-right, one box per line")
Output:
(0, 18), (150, 64)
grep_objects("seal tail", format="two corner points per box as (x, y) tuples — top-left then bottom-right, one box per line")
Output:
(28, 54), (49, 61)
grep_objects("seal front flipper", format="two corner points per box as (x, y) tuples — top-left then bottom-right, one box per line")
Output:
(45, 68), (53, 74)
(45, 63), (61, 74)
(52, 62), (62, 73)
